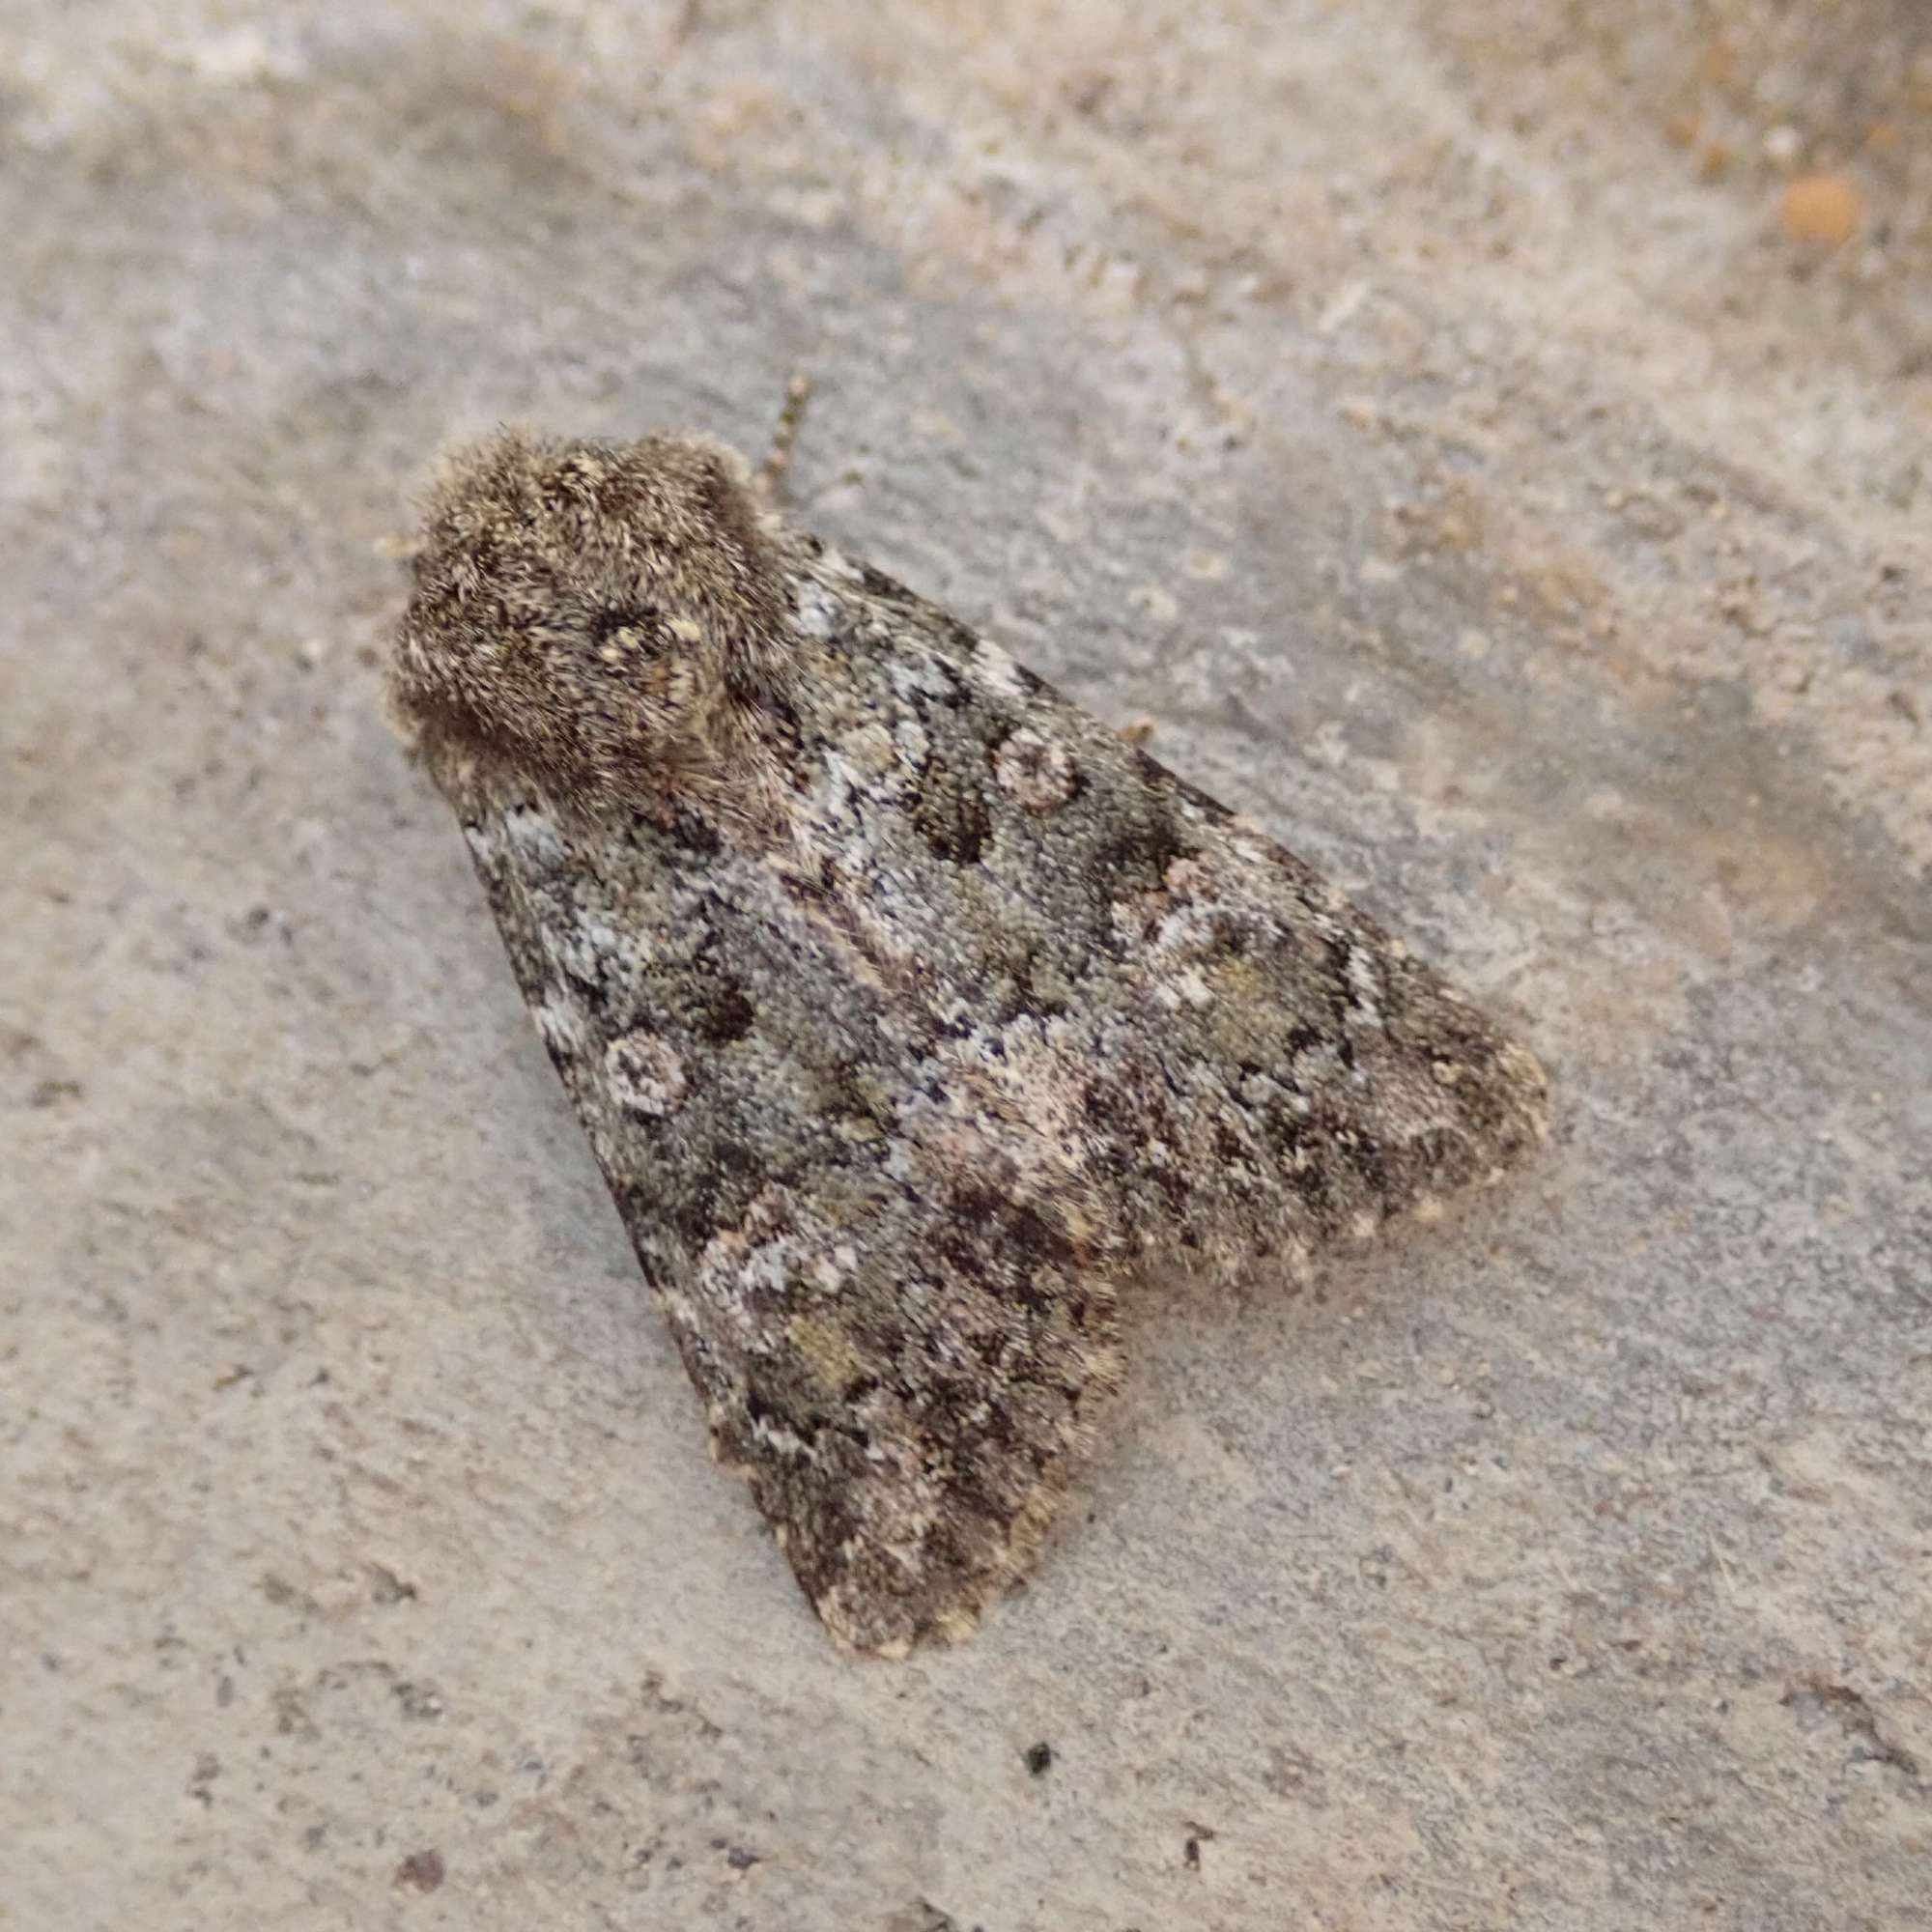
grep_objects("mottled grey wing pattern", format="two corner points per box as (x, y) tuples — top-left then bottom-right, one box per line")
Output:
(442, 766), (1122, 1655)
(393, 428), (1547, 1652)
(781, 549), (1548, 1277)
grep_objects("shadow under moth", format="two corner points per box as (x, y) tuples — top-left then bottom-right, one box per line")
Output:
(389, 406), (1548, 1656)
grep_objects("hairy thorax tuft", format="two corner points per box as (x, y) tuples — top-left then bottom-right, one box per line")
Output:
(390, 429), (796, 817)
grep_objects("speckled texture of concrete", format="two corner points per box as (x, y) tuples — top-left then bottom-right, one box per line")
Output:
(5, 5), (1929, 1928)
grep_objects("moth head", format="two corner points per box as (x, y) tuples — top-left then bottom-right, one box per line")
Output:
(390, 428), (794, 815)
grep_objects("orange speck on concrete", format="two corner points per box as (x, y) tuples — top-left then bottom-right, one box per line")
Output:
(1780, 173), (1862, 245)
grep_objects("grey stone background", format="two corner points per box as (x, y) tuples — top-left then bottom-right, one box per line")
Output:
(5, 4), (1928, 1927)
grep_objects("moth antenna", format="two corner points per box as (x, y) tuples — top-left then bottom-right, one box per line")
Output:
(753, 370), (813, 504)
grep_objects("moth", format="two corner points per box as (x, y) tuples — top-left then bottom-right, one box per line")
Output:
(389, 406), (1548, 1655)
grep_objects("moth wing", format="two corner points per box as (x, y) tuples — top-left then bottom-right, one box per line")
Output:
(444, 763), (1120, 1655)
(799, 556), (1549, 1272)
(678, 1164), (1118, 1655)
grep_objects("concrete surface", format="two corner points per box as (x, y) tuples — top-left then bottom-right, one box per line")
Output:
(5, 4), (1929, 1927)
